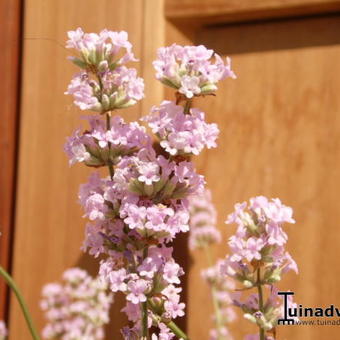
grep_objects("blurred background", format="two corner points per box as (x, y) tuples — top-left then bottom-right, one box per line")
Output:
(1, 0), (340, 339)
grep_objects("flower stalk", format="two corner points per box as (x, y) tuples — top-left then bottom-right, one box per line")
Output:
(148, 300), (189, 340)
(142, 246), (149, 339)
(204, 246), (224, 340)
(105, 112), (115, 180)
(257, 268), (265, 340)
(0, 266), (40, 340)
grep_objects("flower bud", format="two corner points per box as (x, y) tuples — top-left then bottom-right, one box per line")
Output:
(69, 57), (87, 69)
(91, 102), (103, 112)
(88, 49), (97, 65)
(80, 48), (90, 63)
(98, 60), (109, 72)
(144, 183), (154, 197)
(101, 94), (110, 111)
(243, 280), (253, 288)
(244, 313), (257, 324)
(128, 179), (144, 195)
(160, 181), (176, 199)
(200, 83), (217, 94)
(160, 78), (180, 90)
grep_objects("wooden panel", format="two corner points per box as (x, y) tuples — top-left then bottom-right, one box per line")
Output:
(166, 0), (340, 25)
(141, 0), (165, 113)
(185, 15), (340, 340)
(0, 0), (22, 321)
(10, 0), (164, 339)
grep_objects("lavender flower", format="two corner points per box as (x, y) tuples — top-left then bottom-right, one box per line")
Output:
(65, 115), (151, 167)
(65, 29), (235, 339)
(202, 261), (236, 340)
(66, 28), (136, 68)
(222, 196), (298, 339)
(153, 44), (236, 98)
(65, 29), (144, 112)
(143, 101), (219, 156)
(189, 189), (235, 340)
(189, 189), (221, 250)
(41, 268), (113, 340)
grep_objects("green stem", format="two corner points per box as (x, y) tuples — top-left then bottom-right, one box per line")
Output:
(204, 246), (224, 340)
(183, 99), (192, 114)
(142, 247), (149, 339)
(142, 300), (149, 339)
(148, 300), (190, 340)
(257, 268), (265, 340)
(105, 113), (114, 180)
(167, 320), (189, 340)
(0, 266), (41, 340)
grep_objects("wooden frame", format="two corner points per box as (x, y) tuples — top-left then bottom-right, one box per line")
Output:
(165, 0), (340, 26)
(0, 0), (22, 320)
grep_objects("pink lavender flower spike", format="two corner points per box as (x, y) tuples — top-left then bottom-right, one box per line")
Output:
(153, 44), (236, 98)
(189, 188), (221, 250)
(99, 245), (186, 335)
(41, 268), (113, 340)
(222, 196), (298, 339)
(202, 260), (236, 340)
(189, 189), (235, 340)
(223, 196), (297, 287)
(64, 28), (237, 339)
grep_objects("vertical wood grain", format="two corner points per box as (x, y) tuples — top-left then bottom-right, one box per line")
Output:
(9, 1), (165, 339)
(141, 0), (165, 115)
(0, 0), (22, 321)
(186, 15), (340, 340)
(165, 0), (340, 25)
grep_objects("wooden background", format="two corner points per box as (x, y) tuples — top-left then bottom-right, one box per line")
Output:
(1, 0), (340, 339)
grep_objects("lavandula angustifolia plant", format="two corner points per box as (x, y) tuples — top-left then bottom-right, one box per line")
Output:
(189, 190), (236, 340)
(64, 28), (236, 339)
(222, 196), (298, 340)
(41, 268), (113, 340)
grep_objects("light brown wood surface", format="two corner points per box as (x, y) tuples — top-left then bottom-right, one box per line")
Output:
(166, 0), (340, 25)
(0, 0), (22, 320)
(9, 1), (164, 339)
(184, 14), (340, 340)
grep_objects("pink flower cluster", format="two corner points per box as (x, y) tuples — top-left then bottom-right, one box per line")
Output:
(153, 44), (236, 98)
(189, 189), (235, 339)
(223, 196), (298, 286)
(143, 101), (219, 156)
(188, 189), (221, 250)
(202, 260), (236, 340)
(41, 268), (113, 340)
(65, 28), (234, 339)
(222, 196), (298, 337)
(100, 246), (186, 338)
(0, 321), (7, 340)
(64, 115), (151, 166)
(66, 28), (144, 112)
